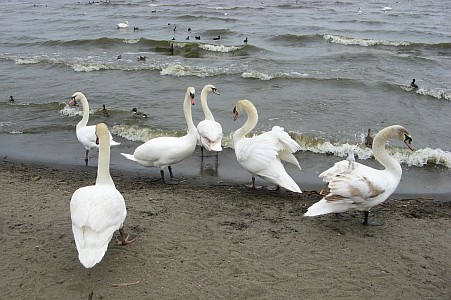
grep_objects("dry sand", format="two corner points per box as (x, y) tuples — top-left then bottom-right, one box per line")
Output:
(0, 160), (449, 299)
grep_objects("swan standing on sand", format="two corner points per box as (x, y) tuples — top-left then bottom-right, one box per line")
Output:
(305, 125), (413, 225)
(232, 99), (302, 193)
(121, 87), (197, 184)
(197, 84), (222, 157)
(117, 20), (129, 28)
(69, 92), (120, 165)
(70, 123), (136, 269)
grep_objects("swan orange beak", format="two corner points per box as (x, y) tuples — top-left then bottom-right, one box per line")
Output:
(69, 97), (78, 106)
(404, 135), (413, 151)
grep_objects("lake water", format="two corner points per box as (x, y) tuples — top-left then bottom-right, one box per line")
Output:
(0, 0), (450, 197)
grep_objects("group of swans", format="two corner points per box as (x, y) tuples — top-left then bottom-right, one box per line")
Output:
(68, 88), (414, 269)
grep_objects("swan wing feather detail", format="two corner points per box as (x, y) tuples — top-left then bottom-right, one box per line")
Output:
(197, 120), (223, 151)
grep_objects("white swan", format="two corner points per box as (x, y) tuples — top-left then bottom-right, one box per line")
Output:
(381, 6), (392, 12)
(232, 99), (302, 193)
(196, 84), (222, 157)
(117, 20), (129, 28)
(69, 92), (120, 165)
(70, 123), (136, 269)
(121, 87), (197, 184)
(305, 125), (413, 225)
(357, 7), (363, 15)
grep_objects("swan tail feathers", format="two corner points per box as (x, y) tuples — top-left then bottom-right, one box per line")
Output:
(110, 140), (121, 147)
(304, 198), (352, 217)
(74, 226), (110, 268)
(120, 153), (137, 162)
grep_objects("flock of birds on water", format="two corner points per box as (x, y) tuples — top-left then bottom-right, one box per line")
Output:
(61, 84), (414, 268)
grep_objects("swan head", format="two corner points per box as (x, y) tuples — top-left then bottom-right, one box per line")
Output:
(233, 99), (254, 121)
(383, 125), (414, 151)
(70, 92), (85, 106)
(203, 84), (220, 95)
(187, 87), (196, 105)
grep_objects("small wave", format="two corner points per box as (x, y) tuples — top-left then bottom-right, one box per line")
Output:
(241, 70), (308, 81)
(323, 34), (411, 47)
(111, 124), (186, 142)
(160, 63), (230, 78)
(400, 85), (451, 101)
(123, 38), (141, 44)
(198, 44), (243, 53)
(60, 105), (95, 117)
(14, 57), (41, 64)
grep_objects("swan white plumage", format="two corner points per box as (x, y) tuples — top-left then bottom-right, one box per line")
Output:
(357, 7), (363, 15)
(121, 87), (197, 184)
(305, 125), (413, 225)
(70, 123), (136, 269)
(117, 20), (129, 28)
(69, 92), (120, 165)
(381, 6), (392, 12)
(197, 84), (222, 156)
(232, 99), (302, 193)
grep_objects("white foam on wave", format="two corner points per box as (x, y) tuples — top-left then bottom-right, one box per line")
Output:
(199, 44), (243, 53)
(160, 63), (225, 77)
(323, 34), (411, 47)
(416, 88), (451, 101)
(59, 105), (94, 117)
(111, 124), (185, 142)
(15, 57), (41, 64)
(123, 38), (140, 44)
(241, 70), (308, 81)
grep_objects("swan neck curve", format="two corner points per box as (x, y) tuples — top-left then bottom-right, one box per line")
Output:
(372, 128), (402, 176)
(200, 88), (214, 121)
(234, 103), (258, 142)
(96, 130), (114, 186)
(78, 95), (90, 128)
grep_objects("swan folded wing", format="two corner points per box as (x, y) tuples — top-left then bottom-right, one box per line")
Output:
(70, 187), (126, 249)
(324, 173), (386, 204)
(320, 160), (358, 182)
(77, 125), (119, 148)
(197, 120), (223, 150)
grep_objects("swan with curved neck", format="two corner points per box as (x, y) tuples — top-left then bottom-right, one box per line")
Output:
(121, 87), (197, 184)
(232, 99), (302, 193)
(305, 125), (414, 225)
(197, 84), (222, 156)
(69, 92), (120, 165)
(70, 123), (136, 269)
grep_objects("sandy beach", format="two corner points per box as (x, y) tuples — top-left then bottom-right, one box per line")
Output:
(0, 158), (449, 300)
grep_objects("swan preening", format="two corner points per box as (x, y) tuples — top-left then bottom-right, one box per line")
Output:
(232, 99), (302, 193)
(305, 125), (413, 225)
(197, 84), (222, 157)
(121, 87), (197, 184)
(70, 123), (136, 268)
(117, 20), (129, 28)
(69, 92), (120, 165)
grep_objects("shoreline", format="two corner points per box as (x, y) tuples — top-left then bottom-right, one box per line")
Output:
(0, 159), (450, 299)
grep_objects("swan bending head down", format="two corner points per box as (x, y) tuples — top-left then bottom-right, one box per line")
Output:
(232, 99), (302, 193)
(305, 125), (413, 225)
(197, 84), (222, 155)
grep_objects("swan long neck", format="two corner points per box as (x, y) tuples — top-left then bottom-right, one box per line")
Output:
(184, 91), (197, 135)
(372, 127), (402, 176)
(78, 95), (90, 128)
(234, 103), (258, 141)
(200, 89), (214, 121)
(96, 129), (114, 186)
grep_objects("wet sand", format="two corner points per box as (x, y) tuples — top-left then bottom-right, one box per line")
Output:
(0, 158), (450, 299)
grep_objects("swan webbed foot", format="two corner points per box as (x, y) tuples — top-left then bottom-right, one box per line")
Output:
(117, 228), (138, 245)
(362, 211), (383, 226)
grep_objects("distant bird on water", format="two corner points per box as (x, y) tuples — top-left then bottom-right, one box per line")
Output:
(244, 37), (248, 44)
(9, 95), (15, 103)
(117, 55), (122, 60)
(117, 20), (129, 28)
(131, 108), (148, 118)
(365, 128), (373, 148)
(102, 104), (110, 118)
(137, 56), (147, 62)
(195, 36), (201, 40)
(213, 35), (221, 40)
(410, 79), (418, 89)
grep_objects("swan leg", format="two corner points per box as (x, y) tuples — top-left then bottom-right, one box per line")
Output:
(245, 176), (262, 189)
(117, 228), (138, 245)
(161, 166), (185, 185)
(362, 211), (383, 226)
(201, 146), (204, 157)
(84, 149), (89, 166)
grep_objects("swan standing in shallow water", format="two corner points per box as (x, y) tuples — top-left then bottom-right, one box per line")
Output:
(305, 125), (413, 225)
(70, 123), (136, 269)
(121, 87), (197, 184)
(232, 99), (302, 193)
(69, 92), (120, 165)
(197, 84), (222, 157)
